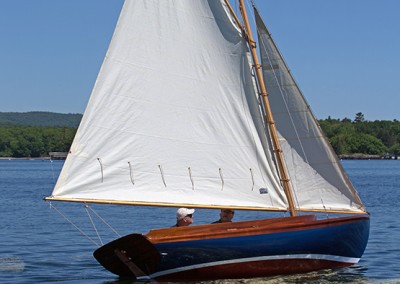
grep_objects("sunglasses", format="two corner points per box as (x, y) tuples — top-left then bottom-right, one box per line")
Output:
(185, 214), (193, 218)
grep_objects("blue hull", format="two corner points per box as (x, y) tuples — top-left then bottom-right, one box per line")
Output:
(94, 215), (370, 281)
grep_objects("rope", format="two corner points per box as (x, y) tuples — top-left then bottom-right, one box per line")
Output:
(86, 205), (121, 238)
(128, 161), (135, 186)
(49, 202), (100, 247)
(188, 167), (195, 190)
(84, 204), (103, 246)
(250, 168), (255, 191)
(219, 168), (224, 191)
(321, 198), (330, 219)
(158, 165), (167, 187)
(97, 158), (104, 183)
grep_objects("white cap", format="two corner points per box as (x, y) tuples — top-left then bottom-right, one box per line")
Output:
(176, 208), (195, 220)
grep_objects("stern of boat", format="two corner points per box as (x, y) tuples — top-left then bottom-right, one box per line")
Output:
(93, 233), (161, 279)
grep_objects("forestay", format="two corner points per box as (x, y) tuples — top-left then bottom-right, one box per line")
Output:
(254, 8), (366, 213)
(47, 0), (289, 211)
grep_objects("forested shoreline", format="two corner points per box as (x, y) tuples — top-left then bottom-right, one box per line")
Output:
(1, 112), (400, 158)
(0, 124), (76, 158)
(319, 113), (400, 158)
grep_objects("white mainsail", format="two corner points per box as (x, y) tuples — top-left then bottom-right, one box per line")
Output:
(47, 0), (289, 211)
(254, 8), (366, 213)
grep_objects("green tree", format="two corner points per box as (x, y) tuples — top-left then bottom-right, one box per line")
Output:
(389, 143), (400, 156)
(0, 125), (76, 157)
(354, 112), (365, 123)
(330, 132), (387, 155)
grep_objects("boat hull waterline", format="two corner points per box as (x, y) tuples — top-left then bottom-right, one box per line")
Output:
(94, 214), (370, 281)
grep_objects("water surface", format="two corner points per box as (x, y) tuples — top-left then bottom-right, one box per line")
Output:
(0, 159), (399, 283)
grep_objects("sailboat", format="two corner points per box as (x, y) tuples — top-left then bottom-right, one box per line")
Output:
(45, 0), (369, 281)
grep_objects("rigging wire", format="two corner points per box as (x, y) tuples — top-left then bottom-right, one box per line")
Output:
(84, 204), (104, 246)
(49, 202), (100, 247)
(86, 205), (121, 238)
(48, 202), (122, 247)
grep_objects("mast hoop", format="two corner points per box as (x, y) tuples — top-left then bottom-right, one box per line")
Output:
(239, 0), (297, 216)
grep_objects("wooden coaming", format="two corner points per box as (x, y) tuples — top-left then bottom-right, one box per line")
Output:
(146, 215), (368, 244)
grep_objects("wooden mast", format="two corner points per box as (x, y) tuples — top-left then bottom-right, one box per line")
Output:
(238, 0), (297, 217)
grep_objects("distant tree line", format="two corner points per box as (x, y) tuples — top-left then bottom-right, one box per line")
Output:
(1, 112), (400, 158)
(0, 124), (76, 158)
(319, 112), (400, 156)
(0, 111), (81, 127)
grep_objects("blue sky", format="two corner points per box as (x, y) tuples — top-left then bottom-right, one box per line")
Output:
(1, 0), (399, 121)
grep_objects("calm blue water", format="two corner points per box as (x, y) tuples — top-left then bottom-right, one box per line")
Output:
(0, 159), (399, 284)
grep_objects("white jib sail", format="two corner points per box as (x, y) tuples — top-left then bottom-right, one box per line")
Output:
(48, 0), (289, 211)
(254, 8), (366, 213)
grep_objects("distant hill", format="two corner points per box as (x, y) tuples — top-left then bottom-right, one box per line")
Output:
(0, 111), (82, 127)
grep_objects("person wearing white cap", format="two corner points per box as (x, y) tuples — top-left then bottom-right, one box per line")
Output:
(172, 208), (195, 227)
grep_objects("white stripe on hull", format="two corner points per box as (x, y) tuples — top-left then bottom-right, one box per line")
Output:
(144, 254), (360, 279)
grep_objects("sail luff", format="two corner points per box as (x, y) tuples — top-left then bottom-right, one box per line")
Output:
(238, 0), (297, 217)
